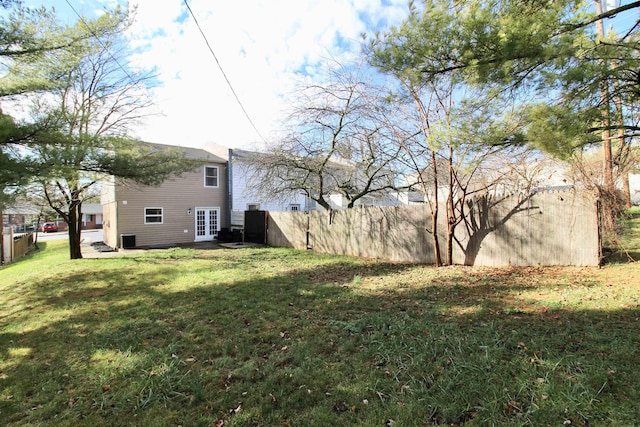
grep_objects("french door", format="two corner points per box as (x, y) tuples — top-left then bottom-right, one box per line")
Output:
(195, 207), (219, 241)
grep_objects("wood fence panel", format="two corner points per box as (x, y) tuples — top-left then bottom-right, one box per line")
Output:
(268, 189), (600, 267)
(2, 231), (33, 264)
(381, 205), (431, 263)
(267, 211), (308, 249)
(13, 233), (31, 260)
(453, 191), (599, 266)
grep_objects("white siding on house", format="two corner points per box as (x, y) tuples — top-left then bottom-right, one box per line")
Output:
(228, 147), (404, 215)
(232, 164), (308, 212)
(230, 152), (310, 225)
(630, 173), (640, 205)
(319, 193), (403, 211)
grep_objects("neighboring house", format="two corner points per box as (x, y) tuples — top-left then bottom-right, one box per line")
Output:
(2, 205), (40, 232)
(81, 203), (103, 229)
(228, 147), (406, 217)
(3, 203), (101, 232)
(228, 148), (316, 228)
(630, 173), (640, 206)
(395, 155), (577, 204)
(393, 157), (458, 204)
(394, 190), (428, 205)
(529, 160), (640, 206)
(101, 144), (228, 249)
(323, 193), (403, 210)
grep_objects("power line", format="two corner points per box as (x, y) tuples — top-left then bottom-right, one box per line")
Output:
(63, 0), (136, 84)
(182, 0), (266, 144)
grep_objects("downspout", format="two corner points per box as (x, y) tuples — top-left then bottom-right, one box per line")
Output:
(0, 208), (4, 265)
(114, 201), (119, 250)
(10, 225), (14, 262)
(228, 148), (233, 227)
(111, 175), (120, 250)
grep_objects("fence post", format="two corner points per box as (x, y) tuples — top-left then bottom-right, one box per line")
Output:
(0, 209), (4, 264)
(10, 226), (14, 262)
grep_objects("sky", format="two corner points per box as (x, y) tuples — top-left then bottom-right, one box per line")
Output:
(20, 0), (411, 152)
(12, 1), (638, 154)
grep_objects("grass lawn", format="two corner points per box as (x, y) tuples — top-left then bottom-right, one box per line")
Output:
(1, 216), (639, 426)
(608, 206), (640, 263)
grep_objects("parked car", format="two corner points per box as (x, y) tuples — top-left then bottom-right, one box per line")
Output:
(42, 222), (58, 233)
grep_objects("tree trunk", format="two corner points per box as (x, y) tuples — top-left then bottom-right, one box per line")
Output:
(612, 60), (631, 209)
(431, 207), (441, 266)
(594, 0), (617, 234)
(622, 173), (631, 209)
(431, 151), (442, 267)
(446, 151), (455, 266)
(595, 0), (615, 194)
(67, 203), (83, 259)
(446, 214), (454, 265)
(601, 116), (614, 192)
(316, 195), (332, 212)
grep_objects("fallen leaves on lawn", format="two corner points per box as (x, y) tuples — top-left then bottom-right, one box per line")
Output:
(504, 399), (523, 416)
(333, 401), (348, 412)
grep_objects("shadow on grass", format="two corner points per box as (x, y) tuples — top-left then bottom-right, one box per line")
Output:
(1, 251), (639, 426)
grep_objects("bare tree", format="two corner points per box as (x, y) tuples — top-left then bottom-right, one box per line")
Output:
(21, 9), (200, 259)
(248, 61), (410, 211)
(384, 74), (531, 266)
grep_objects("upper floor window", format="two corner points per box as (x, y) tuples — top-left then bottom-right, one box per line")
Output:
(144, 207), (163, 224)
(205, 166), (219, 187)
(290, 204), (300, 212)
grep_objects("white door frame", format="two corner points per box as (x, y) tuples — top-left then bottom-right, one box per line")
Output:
(194, 207), (220, 242)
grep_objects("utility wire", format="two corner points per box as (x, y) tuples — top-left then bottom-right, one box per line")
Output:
(63, 0), (136, 84)
(183, 0), (266, 144)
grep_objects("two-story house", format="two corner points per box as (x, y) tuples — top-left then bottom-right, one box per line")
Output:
(101, 144), (228, 249)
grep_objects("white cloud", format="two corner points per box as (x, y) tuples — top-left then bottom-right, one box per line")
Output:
(24, 0), (410, 150)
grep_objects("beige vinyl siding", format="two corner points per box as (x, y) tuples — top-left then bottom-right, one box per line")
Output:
(115, 163), (228, 247)
(102, 200), (118, 248)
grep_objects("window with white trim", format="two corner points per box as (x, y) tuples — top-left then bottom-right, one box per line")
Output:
(204, 166), (219, 187)
(290, 204), (300, 211)
(144, 207), (163, 224)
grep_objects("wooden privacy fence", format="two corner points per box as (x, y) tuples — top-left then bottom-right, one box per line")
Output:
(267, 189), (600, 267)
(1, 229), (34, 265)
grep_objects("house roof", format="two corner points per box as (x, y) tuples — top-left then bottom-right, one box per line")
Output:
(230, 148), (264, 161)
(144, 142), (227, 164)
(3, 203), (103, 216)
(2, 205), (40, 215)
(230, 148), (357, 170)
(82, 203), (102, 214)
